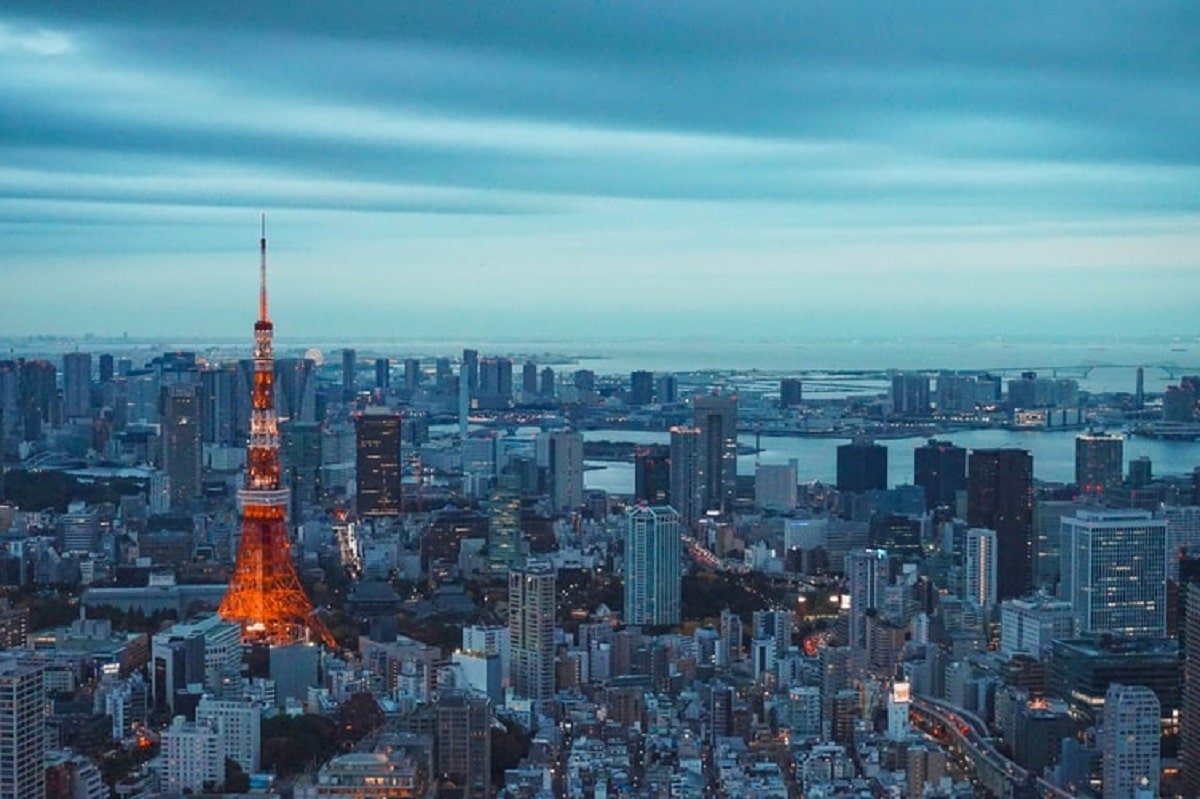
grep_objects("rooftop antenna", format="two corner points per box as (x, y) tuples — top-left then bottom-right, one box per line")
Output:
(259, 213), (268, 322)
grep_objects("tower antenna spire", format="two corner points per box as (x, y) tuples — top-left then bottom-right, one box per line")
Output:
(259, 213), (268, 322)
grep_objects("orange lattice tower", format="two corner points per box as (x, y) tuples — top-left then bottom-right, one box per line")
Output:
(218, 217), (335, 648)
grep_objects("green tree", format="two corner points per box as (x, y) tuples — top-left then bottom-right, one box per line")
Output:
(224, 758), (250, 792)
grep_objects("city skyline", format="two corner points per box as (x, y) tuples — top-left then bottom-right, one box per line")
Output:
(2, 3), (1198, 337)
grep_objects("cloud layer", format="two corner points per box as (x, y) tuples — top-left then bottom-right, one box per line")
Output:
(1, 3), (1198, 337)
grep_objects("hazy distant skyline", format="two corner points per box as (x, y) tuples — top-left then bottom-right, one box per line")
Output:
(2, 2), (1198, 337)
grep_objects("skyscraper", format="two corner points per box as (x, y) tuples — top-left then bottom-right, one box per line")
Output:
(0, 655), (44, 799)
(403, 357), (421, 394)
(539, 366), (555, 398)
(668, 426), (703, 526)
(1134, 366), (1145, 411)
(522, 361), (538, 396)
(629, 370), (654, 406)
(656, 373), (678, 404)
(273, 358), (317, 423)
(374, 357), (390, 390)
(914, 438), (966, 510)
(624, 506), (682, 627)
(890, 372), (930, 417)
(634, 445), (670, 505)
(486, 473), (523, 573)
(535, 430), (583, 513)
(161, 383), (202, 511)
(836, 437), (887, 493)
(199, 365), (238, 446)
(195, 695), (261, 773)
(1075, 432), (1124, 494)
(341, 348), (356, 400)
(963, 528), (997, 610)
(693, 393), (737, 514)
(462, 348), (479, 397)
(779, 377), (803, 409)
(1061, 509), (1166, 637)
(1101, 683), (1160, 799)
(1182, 583), (1200, 797)
(968, 448), (1034, 601)
(436, 690), (492, 799)
(355, 407), (403, 517)
(845, 548), (889, 661)
(62, 351), (92, 419)
(509, 561), (555, 705)
(98, 353), (114, 385)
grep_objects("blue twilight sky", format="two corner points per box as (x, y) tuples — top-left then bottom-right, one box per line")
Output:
(1, 2), (1198, 339)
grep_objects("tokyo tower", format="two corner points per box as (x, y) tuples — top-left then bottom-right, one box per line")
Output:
(218, 217), (335, 648)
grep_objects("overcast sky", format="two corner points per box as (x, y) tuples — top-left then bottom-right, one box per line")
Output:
(1, 2), (1198, 339)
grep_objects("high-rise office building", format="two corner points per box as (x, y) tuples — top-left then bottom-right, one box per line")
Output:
(629, 370), (654, 406)
(624, 506), (682, 627)
(98, 353), (115, 385)
(486, 473), (523, 573)
(274, 358), (317, 423)
(1075, 432), (1124, 494)
(968, 449), (1034, 600)
(780, 377), (803, 409)
(573, 369), (595, 393)
(656, 373), (678, 404)
(890, 372), (930, 417)
(755, 462), (798, 512)
(341, 348), (356, 400)
(1182, 583), (1200, 797)
(462, 349), (479, 397)
(436, 690), (492, 799)
(281, 421), (323, 508)
(539, 366), (555, 399)
(161, 715), (224, 794)
(668, 426), (703, 526)
(837, 437), (887, 493)
(693, 393), (738, 514)
(1134, 367), (1145, 411)
(1101, 683), (1160, 799)
(355, 407), (403, 516)
(509, 561), (555, 705)
(1061, 509), (1166, 637)
(1163, 383), (1196, 423)
(0, 655), (45, 799)
(535, 430), (583, 512)
(17, 359), (56, 440)
(720, 608), (743, 664)
(752, 608), (792, 662)
(999, 593), (1075, 660)
(195, 695), (261, 773)
(374, 357), (390, 390)
(199, 365), (238, 446)
(63, 351), (92, 419)
(846, 549), (889, 658)
(963, 528), (998, 610)
(161, 383), (202, 511)
(634, 445), (670, 505)
(522, 361), (538, 396)
(403, 358), (421, 394)
(1128, 456), (1153, 489)
(914, 439), (966, 510)
(476, 357), (513, 406)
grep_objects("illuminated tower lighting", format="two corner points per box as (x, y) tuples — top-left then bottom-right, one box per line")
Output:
(218, 217), (335, 648)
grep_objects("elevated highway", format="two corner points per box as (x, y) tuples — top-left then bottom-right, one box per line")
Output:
(910, 694), (1073, 799)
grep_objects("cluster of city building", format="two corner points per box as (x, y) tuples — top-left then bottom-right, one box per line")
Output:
(1, 303), (1199, 799)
